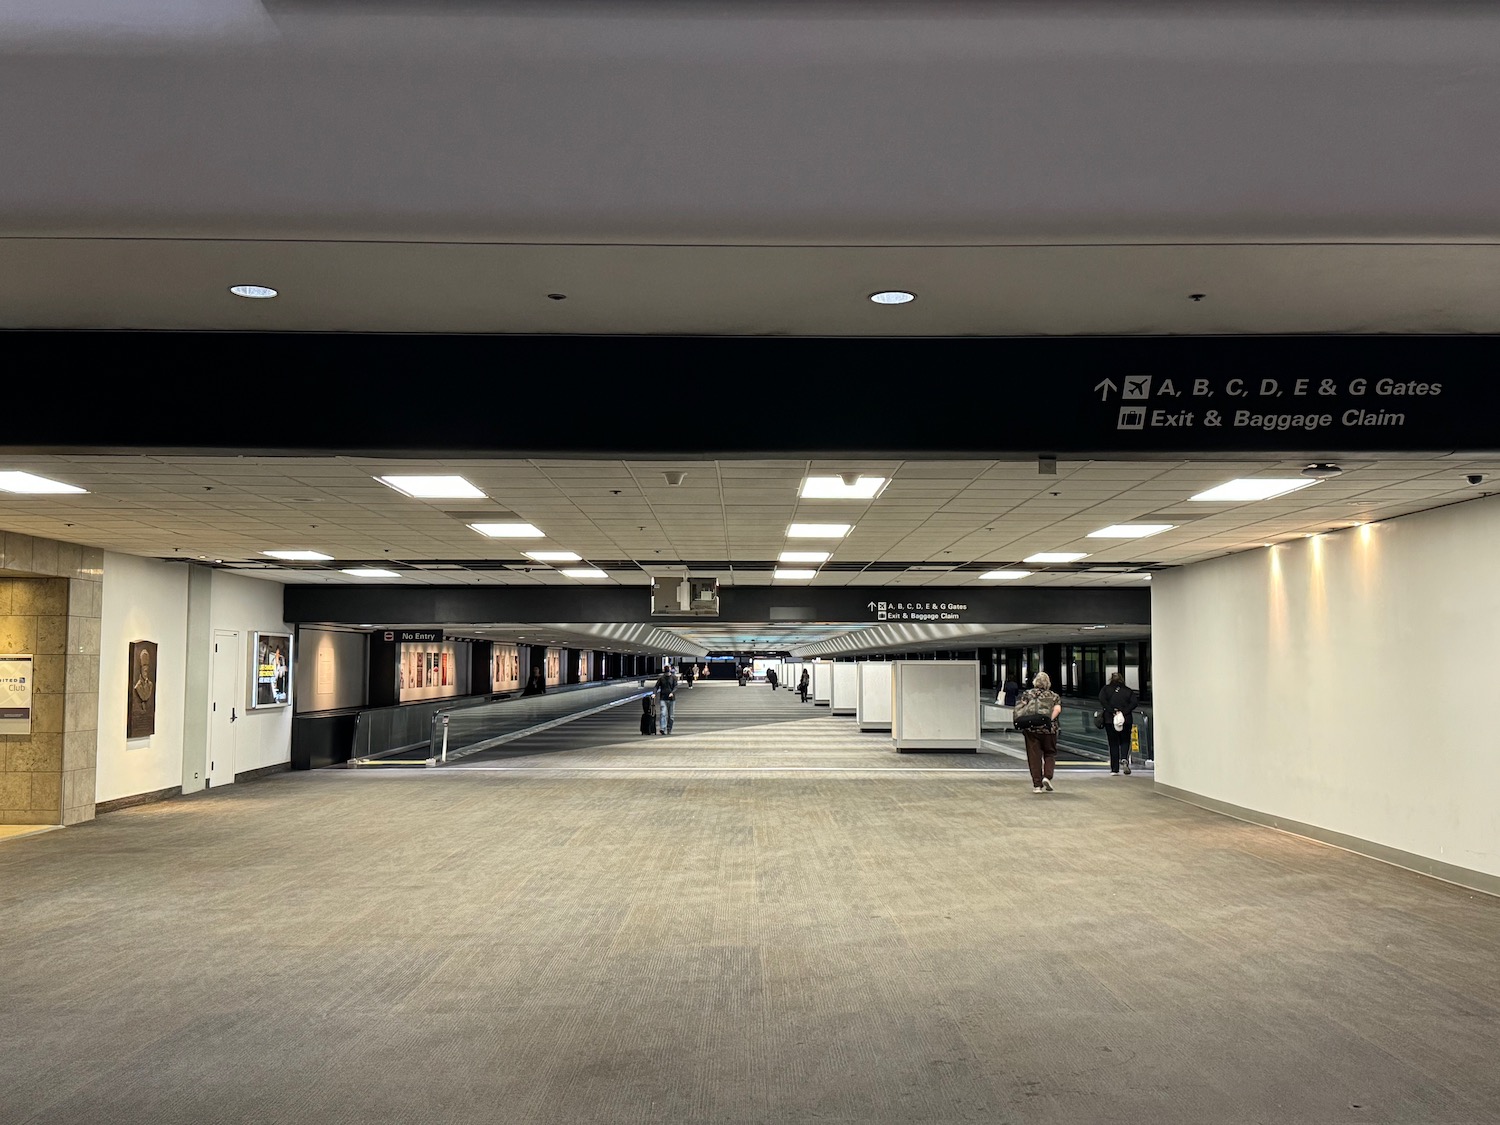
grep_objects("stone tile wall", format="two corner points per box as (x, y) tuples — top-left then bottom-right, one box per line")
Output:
(0, 533), (104, 826)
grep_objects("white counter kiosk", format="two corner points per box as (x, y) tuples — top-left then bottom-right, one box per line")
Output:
(811, 660), (833, 706)
(781, 660), (804, 696)
(891, 660), (981, 752)
(855, 661), (894, 731)
(830, 662), (859, 715)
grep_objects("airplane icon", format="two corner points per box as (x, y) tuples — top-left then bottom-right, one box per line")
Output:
(1122, 376), (1153, 400)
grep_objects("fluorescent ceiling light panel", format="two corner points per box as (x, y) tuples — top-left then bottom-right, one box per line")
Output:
(263, 550), (333, 561)
(1189, 478), (1318, 502)
(787, 523), (852, 538)
(799, 476), (887, 499)
(342, 568), (402, 578)
(523, 551), (582, 562)
(779, 550), (830, 563)
(1023, 552), (1090, 564)
(376, 475), (486, 499)
(1087, 523), (1176, 539)
(560, 568), (608, 579)
(774, 569), (817, 580)
(469, 522), (545, 538)
(980, 570), (1033, 580)
(0, 471), (87, 494)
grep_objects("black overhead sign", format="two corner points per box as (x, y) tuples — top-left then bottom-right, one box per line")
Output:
(384, 629), (443, 644)
(10, 333), (1500, 456)
(1094, 371), (1447, 448)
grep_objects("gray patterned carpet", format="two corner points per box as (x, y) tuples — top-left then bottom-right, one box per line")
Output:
(2, 682), (1497, 1124)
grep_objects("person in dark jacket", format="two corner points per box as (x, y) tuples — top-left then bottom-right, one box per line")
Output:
(766, 667), (779, 691)
(655, 665), (679, 734)
(522, 667), (546, 696)
(1001, 677), (1020, 707)
(1099, 672), (1139, 775)
(797, 667), (811, 702)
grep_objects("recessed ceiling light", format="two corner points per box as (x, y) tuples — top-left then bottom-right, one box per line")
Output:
(263, 550), (332, 561)
(229, 284), (277, 299)
(774, 569), (817, 580)
(869, 291), (916, 305)
(1190, 478), (1318, 502)
(779, 550), (830, 563)
(799, 476), (887, 500)
(560, 568), (608, 579)
(980, 570), (1033, 580)
(376, 475), (485, 499)
(524, 551), (582, 562)
(1140, 574), (1153, 580)
(1087, 524), (1176, 539)
(342, 568), (401, 578)
(469, 522), (545, 538)
(1023, 552), (1090, 564)
(787, 523), (852, 538)
(0, 471), (87, 495)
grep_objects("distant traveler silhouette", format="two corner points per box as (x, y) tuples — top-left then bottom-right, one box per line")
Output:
(798, 668), (810, 702)
(766, 668), (779, 691)
(522, 668), (546, 696)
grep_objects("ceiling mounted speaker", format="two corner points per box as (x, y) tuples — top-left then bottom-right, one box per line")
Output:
(839, 472), (861, 487)
(663, 471), (686, 486)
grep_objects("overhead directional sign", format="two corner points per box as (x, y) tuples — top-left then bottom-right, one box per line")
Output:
(9, 332), (1500, 455)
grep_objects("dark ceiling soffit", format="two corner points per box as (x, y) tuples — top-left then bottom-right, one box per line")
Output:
(8, 333), (1500, 458)
(283, 582), (1151, 626)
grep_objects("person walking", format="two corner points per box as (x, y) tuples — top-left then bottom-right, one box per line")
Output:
(766, 667), (779, 691)
(655, 664), (678, 734)
(1001, 675), (1020, 707)
(1098, 672), (1139, 775)
(797, 667), (811, 702)
(1013, 672), (1063, 793)
(684, 662), (697, 689)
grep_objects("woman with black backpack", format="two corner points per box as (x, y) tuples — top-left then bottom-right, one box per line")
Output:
(1098, 672), (1139, 775)
(1012, 672), (1063, 793)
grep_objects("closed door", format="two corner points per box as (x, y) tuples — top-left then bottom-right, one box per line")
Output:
(208, 630), (239, 788)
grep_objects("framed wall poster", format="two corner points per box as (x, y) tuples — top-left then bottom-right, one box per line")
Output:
(250, 631), (293, 709)
(127, 639), (158, 738)
(0, 654), (34, 735)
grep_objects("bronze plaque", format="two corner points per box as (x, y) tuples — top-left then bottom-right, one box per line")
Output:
(127, 640), (158, 739)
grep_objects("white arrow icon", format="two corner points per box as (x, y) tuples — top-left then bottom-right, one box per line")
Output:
(1094, 378), (1118, 401)
(867, 601), (878, 611)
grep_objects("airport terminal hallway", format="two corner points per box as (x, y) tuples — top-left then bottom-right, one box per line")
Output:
(3, 683), (1498, 1125)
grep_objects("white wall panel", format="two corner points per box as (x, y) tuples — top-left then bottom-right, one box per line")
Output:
(209, 571), (292, 778)
(1154, 494), (1500, 880)
(96, 553), (188, 803)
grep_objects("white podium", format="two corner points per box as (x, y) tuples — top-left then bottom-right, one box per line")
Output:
(831, 663), (858, 715)
(891, 661), (980, 752)
(856, 662), (893, 731)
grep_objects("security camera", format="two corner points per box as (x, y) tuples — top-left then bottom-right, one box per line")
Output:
(1466, 474), (1486, 486)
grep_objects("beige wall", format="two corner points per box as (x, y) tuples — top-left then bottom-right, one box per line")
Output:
(0, 533), (103, 826)
(1153, 492), (1500, 883)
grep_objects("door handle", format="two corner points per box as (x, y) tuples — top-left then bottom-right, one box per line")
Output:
(230, 707), (237, 722)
